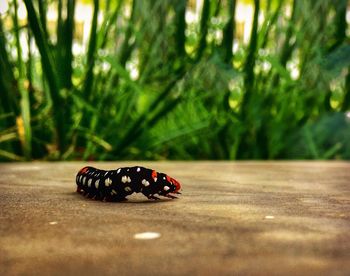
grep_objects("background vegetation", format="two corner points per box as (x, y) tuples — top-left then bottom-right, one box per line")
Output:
(0, 0), (349, 161)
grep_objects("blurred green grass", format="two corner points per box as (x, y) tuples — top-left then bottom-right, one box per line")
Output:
(0, 0), (349, 161)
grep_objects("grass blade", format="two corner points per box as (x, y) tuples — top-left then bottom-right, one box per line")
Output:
(23, 0), (65, 153)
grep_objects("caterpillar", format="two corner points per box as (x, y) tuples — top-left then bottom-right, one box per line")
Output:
(76, 166), (181, 201)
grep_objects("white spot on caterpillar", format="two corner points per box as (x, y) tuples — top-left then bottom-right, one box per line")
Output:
(111, 189), (117, 195)
(154, 178), (157, 182)
(127, 169), (129, 171)
(88, 178), (92, 187)
(95, 179), (100, 189)
(82, 176), (86, 185)
(105, 178), (112, 187)
(137, 167), (141, 172)
(163, 186), (170, 191)
(124, 187), (132, 192)
(134, 232), (161, 240)
(163, 177), (166, 180)
(104, 171), (109, 176)
(142, 179), (150, 186)
(117, 168), (121, 174)
(122, 176), (131, 183)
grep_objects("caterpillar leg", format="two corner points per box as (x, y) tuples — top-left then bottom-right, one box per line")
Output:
(116, 197), (128, 202)
(147, 194), (161, 200)
(102, 195), (128, 202)
(164, 194), (178, 199)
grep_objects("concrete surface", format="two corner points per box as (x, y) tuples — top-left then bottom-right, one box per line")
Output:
(0, 161), (349, 275)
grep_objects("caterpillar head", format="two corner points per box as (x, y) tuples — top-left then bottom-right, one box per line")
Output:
(165, 174), (181, 194)
(152, 171), (181, 196)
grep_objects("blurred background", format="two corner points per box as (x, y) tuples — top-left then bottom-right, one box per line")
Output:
(0, 0), (349, 161)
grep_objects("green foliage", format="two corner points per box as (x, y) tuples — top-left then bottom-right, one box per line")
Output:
(0, 0), (349, 161)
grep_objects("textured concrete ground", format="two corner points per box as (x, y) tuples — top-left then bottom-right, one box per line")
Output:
(0, 162), (349, 275)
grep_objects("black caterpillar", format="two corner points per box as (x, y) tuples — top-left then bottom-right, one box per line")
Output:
(76, 166), (181, 201)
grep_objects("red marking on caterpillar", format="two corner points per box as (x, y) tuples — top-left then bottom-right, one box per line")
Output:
(76, 166), (182, 202)
(151, 170), (157, 182)
(166, 175), (181, 193)
(79, 167), (89, 174)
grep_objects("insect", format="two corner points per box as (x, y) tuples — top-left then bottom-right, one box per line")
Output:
(76, 166), (181, 201)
